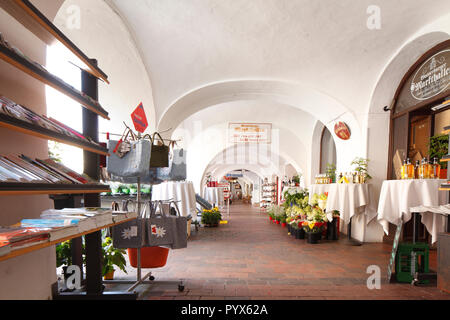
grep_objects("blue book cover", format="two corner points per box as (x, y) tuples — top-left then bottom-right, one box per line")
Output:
(20, 219), (80, 228)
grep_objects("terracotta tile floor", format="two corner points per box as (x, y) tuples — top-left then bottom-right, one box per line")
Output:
(106, 203), (450, 300)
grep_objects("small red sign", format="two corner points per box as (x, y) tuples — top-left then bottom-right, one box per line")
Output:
(334, 122), (351, 140)
(131, 103), (148, 133)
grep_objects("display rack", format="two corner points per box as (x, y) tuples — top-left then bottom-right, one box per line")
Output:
(0, 0), (109, 83)
(0, 2), (137, 299)
(260, 182), (277, 208)
(0, 44), (109, 119)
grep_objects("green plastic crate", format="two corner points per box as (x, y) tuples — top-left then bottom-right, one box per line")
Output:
(395, 242), (429, 284)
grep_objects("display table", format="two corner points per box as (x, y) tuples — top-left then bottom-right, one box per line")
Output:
(407, 205), (450, 244)
(376, 179), (447, 239)
(152, 181), (197, 218)
(203, 187), (225, 207)
(309, 183), (375, 224)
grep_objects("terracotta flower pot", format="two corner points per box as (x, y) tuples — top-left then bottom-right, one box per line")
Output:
(104, 270), (115, 280)
(276, 220), (280, 225)
(281, 223), (287, 228)
(440, 169), (447, 179)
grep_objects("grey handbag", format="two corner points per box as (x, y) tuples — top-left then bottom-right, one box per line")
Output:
(146, 201), (176, 247)
(169, 201), (188, 250)
(112, 202), (147, 249)
(107, 139), (151, 178)
(149, 149), (187, 182)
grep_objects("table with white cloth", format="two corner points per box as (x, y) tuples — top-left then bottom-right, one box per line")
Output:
(308, 184), (331, 200)
(203, 187), (224, 207)
(152, 181), (197, 218)
(377, 179), (447, 243)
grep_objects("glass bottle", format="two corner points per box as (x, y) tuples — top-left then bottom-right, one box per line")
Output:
(433, 158), (441, 180)
(424, 158), (431, 179)
(406, 158), (414, 180)
(415, 160), (420, 179)
(401, 159), (407, 180)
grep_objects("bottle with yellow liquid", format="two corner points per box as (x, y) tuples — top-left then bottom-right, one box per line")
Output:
(415, 160), (420, 179)
(406, 158), (414, 179)
(401, 160), (407, 180)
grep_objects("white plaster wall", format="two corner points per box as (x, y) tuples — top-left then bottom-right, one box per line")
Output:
(54, 0), (157, 137)
(0, 0), (64, 300)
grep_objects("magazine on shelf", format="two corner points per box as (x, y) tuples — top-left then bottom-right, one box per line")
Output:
(19, 155), (73, 184)
(38, 158), (95, 184)
(0, 157), (41, 183)
(47, 117), (87, 141)
(5, 155), (59, 183)
(42, 208), (113, 228)
(0, 156), (48, 183)
(20, 219), (80, 228)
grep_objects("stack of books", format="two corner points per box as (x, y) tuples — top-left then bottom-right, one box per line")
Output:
(0, 95), (102, 148)
(19, 208), (115, 241)
(0, 155), (96, 184)
(0, 227), (50, 249)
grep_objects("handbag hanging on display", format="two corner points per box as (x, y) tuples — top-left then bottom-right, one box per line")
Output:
(149, 148), (187, 182)
(149, 132), (169, 168)
(106, 126), (151, 178)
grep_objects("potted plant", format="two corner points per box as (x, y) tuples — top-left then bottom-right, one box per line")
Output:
(429, 134), (449, 178)
(56, 240), (73, 280)
(351, 157), (372, 182)
(280, 215), (287, 228)
(101, 237), (128, 280)
(201, 207), (222, 227)
(302, 207), (327, 244)
(325, 163), (337, 183)
(292, 174), (301, 186)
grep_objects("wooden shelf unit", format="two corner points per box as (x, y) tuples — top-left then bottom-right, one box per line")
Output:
(0, 217), (134, 263)
(0, 182), (110, 196)
(0, 113), (109, 156)
(0, 44), (109, 120)
(0, 0), (109, 84)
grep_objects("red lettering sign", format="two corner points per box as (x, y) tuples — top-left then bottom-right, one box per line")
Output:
(131, 103), (148, 133)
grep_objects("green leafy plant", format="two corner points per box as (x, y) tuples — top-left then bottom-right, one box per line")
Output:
(325, 163), (337, 183)
(101, 237), (127, 276)
(201, 207), (222, 226)
(429, 134), (449, 169)
(292, 174), (301, 184)
(56, 240), (73, 268)
(351, 157), (372, 181)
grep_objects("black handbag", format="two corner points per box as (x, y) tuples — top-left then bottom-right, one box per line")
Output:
(148, 132), (169, 168)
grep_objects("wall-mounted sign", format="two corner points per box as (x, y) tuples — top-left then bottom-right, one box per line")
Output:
(410, 49), (450, 101)
(334, 122), (351, 140)
(228, 123), (272, 144)
(131, 102), (148, 133)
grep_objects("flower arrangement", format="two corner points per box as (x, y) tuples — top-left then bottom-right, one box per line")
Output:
(201, 207), (222, 226)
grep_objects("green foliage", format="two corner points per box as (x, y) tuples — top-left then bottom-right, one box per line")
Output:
(292, 174), (301, 184)
(351, 157), (372, 181)
(325, 163), (337, 182)
(56, 240), (72, 268)
(101, 237), (127, 276)
(283, 188), (308, 210)
(429, 134), (449, 169)
(201, 207), (222, 226)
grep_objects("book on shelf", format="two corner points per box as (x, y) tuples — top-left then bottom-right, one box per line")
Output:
(37, 158), (95, 184)
(0, 227), (50, 247)
(41, 207), (113, 228)
(0, 244), (11, 257)
(4, 155), (59, 183)
(0, 157), (42, 183)
(18, 154), (74, 184)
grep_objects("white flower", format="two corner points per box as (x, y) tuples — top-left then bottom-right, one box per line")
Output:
(121, 228), (132, 240)
(155, 227), (166, 238)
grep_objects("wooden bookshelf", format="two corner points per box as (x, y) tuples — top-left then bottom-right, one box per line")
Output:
(440, 155), (450, 163)
(0, 216), (134, 263)
(0, 0), (109, 84)
(0, 182), (110, 195)
(0, 44), (109, 120)
(0, 113), (109, 156)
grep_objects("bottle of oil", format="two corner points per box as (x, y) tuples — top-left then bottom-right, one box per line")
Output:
(424, 158), (432, 179)
(406, 158), (414, 179)
(401, 159), (407, 180)
(415, 160), (420, 179)
(433, 158), (440, 179)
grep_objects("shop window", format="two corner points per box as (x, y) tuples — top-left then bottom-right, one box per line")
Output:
(320, 127), (336, 173)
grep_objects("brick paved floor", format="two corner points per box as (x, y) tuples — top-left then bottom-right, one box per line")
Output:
(106, 203), (450, 300)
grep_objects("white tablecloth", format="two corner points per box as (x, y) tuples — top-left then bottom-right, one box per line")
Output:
(377, 179), (447, 240)
(152, 181), (197, 218)
(308, 184), (331, 199)
(203, 187), (224, 207)
(409, 205), (450, 244)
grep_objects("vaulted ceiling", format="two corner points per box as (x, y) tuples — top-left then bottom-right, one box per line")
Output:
(109, 0), (450, 124)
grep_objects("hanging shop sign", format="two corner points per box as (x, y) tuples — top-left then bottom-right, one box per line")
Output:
(131, 102), (148, 133)
(228, 123), (272, 144)
(395, 46), (450, 113)
(334, 122), (351, 140)
(410, 49), (450, 101)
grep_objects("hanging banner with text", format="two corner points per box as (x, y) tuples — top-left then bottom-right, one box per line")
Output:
(228, 123), (272, 144)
